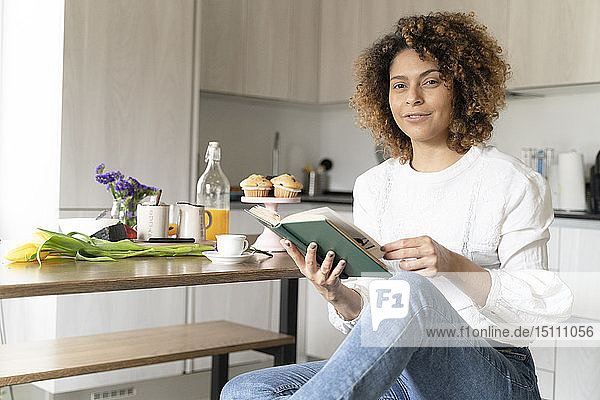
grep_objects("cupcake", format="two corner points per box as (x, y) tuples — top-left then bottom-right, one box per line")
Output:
(270, 174), (303, 198)
(240, 174), (273, 197)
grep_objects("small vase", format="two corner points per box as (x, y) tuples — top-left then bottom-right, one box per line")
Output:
(111, 199), (137, 228)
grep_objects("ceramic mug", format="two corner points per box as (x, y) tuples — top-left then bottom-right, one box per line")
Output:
(136, 204), (170, 241)
(176, 201), (212, 243)
(216, 234), (249, 256)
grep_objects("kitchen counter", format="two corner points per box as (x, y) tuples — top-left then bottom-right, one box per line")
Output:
(553, 210), (600, 221)
(231, 191), (353, 209)
(232, 193), (600, 221)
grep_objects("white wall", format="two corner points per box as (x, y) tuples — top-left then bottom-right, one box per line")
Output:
(198, 93), (378, 192)
(492, 91), (600, 177)
(199, 91), (600, 192)
(0, 0), (65, 242)
(198, 93), (323, 189)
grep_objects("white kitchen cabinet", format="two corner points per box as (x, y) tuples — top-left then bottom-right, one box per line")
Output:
(245, 0), (291, 99)
(61, 0), (195, 208)
(318, 0), (362, 104)
(507, 0), (600, 89)
(531, 220), (600, 399)
(548, 226), (560, 272)
(304, 281), (347, 359)
(555, 345), (600, 399)
(410, 0), (508, 48)
(192, 281), (277, 369)
(557, 226), (600, 320)
(288, 0), (320, 103)
(319, 0), (510, 103)
(200, 0), (246, 95)
(200, 0), (319, 102)
(536, 368), (555, 400)
(359, 0), (509, 52)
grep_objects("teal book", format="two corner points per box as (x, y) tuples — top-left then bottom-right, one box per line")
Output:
(245, 206), (391, 279)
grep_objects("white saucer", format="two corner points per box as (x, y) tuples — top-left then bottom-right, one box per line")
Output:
(203, 251), (254, 265)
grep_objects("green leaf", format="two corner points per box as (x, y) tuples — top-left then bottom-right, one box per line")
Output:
(75, 252), (116, 262)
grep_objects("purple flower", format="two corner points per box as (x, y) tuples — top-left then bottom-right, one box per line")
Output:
(95, 164), (160, 224)
(129, 177), (141, 188)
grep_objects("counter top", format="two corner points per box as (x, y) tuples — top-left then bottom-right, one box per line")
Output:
(554, 210), (600, 221)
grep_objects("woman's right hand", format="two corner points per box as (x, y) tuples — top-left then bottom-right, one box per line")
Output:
(280, 239), (346, 302)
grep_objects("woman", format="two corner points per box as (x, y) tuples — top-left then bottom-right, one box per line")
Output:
(221, 12), (572, 400)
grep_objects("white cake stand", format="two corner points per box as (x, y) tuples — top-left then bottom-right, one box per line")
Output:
(241, 196), (301, 252)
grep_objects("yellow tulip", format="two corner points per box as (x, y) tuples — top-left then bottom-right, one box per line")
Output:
(31, 231), (52, 246)
(4, 231), (53, 262)
(4, 242), (50, 262)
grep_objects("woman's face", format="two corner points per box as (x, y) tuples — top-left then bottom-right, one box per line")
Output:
(388, 49), (453, 146)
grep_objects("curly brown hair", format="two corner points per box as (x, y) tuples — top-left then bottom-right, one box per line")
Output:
(349, 12), (510, 163)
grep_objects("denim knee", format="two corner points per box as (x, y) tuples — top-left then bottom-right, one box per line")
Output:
(390, 270), (434, 289)
(220, 368), (298, 399)
(220, 371), (255, 400)
(389, 270), (444, 308)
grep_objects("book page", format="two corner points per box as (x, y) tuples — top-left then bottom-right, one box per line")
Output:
(246, 206), (281, 226)
(284, 207), (384, 259)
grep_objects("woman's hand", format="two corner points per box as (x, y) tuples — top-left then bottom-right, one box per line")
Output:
(381, 235), (455, 277)
(280, 239), (346, 302)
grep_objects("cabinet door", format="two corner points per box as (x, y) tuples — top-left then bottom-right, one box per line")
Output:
(305, 281), (347, 359)
(200, 0), (246, 94)
(555, 346), (600, 399)
(318, 0), (362, 103)
(410, 0), (509, 48)
(536, 368), (554, 400)
(508, 0), (600, 88)
(245, 0), (291, 99)
(359, 1), (414, 51)
(558, 227), (600, 320)
(289, 0), (320, 103)
(192, 281), (276, 369)
(61, 0), (194, 208)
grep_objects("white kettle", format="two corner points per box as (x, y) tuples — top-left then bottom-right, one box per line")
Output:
(557, 151), (587, 211)
(176, 202), (212, 242)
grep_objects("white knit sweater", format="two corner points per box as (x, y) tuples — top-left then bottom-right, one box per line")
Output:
(327, 145), (573, 346)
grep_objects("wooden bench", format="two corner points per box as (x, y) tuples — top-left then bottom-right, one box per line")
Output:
(0, 320), (295, 399)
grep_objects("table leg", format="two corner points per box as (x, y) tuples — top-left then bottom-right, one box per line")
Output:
(211, 353), (229, 400)
(278, 278), (298, 365)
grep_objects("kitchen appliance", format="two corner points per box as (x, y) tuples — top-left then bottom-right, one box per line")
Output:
(305, 159), (332, 196)
(557, 151), (587, 211)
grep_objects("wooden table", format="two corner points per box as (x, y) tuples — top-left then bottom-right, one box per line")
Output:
(0, 252), (304, 399)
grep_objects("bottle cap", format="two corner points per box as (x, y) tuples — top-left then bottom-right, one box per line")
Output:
(205, 142), (221, 161)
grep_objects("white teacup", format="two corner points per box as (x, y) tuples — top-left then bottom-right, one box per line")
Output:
(216, 234), (249, 256)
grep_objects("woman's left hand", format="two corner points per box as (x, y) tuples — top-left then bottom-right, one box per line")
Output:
(381, 235), (456, 277)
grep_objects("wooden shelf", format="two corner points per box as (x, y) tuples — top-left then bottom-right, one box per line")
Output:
(0, 320), (295, 386)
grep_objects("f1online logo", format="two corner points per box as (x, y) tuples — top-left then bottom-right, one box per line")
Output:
(369, 280), (411, 331)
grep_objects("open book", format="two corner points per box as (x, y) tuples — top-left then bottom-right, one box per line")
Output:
(245, 206), (390, 279)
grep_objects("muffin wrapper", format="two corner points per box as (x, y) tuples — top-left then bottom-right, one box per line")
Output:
(242, 186), (272, 197)
(273, 186), (301, 198)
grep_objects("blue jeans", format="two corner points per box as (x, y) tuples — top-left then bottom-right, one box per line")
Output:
(221, 272), (542, 400)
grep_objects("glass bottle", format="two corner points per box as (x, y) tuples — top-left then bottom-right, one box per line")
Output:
(196, 142), (230, 240)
